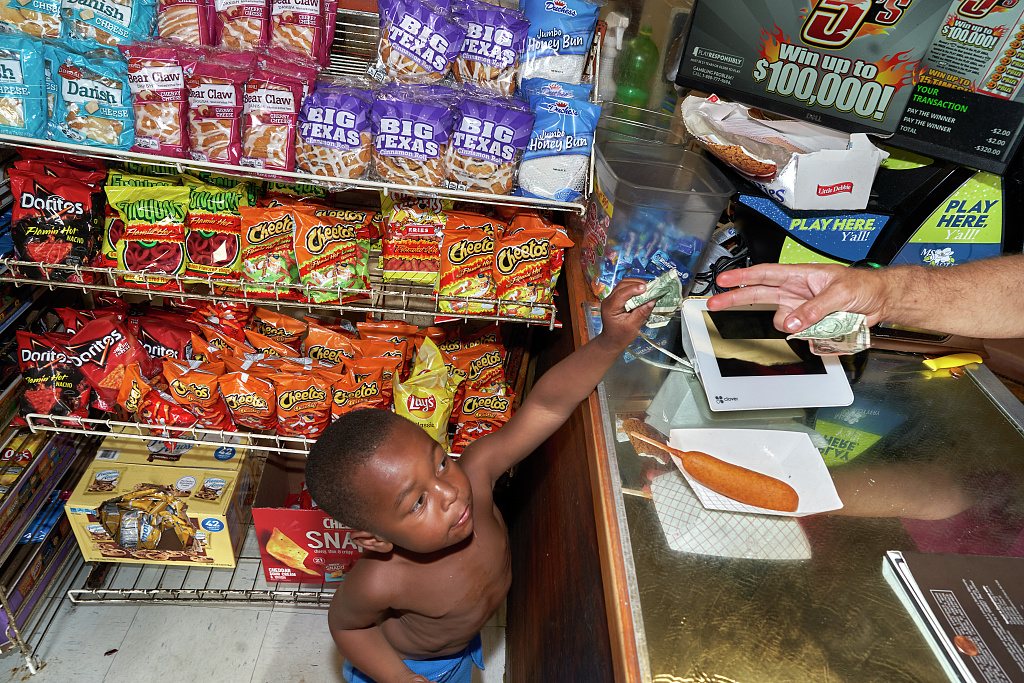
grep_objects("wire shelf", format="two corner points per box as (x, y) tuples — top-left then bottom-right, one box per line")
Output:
(26, 415), (314, 456)
(0, 257), (561, 329)
(0, 133), (590, 215)
(68, 524), (336, 606)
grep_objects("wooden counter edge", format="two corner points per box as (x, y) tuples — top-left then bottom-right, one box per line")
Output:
(565, 247), (643, 683)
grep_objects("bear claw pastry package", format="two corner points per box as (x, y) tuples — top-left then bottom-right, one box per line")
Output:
(268, 0), (335, 66)
(241, 67), (303, 172)
(186, 59), (248, 164)
(214, 0), (269, 49)
(119, 42), (188, 157)
(48, 46), (134, 149)
(0, 32), (47, 140)
(295, 77), (373, 182)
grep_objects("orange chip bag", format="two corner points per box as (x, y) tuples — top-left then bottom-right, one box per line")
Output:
(451, 390), (513, 454)
(219, 371), (276, 430)
(162, 359), (236, 431)
(348, 356), (403, 401)
(244, 329), (300, 358)
(438, 227), (496, 316)
(449, 343), (505, 392)
(250, 307), (306, 351)
(117, 363), (151, 416)
(493, 222), (574, 320)
(330, 367), (389, 420)
(303, 323), (356, 367)
(274, 372), (333, 438)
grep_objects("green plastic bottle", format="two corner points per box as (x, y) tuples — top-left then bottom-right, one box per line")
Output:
(614, 26), (659, 110)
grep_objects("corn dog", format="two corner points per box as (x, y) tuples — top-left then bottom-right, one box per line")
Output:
(626, 431), (800, 512)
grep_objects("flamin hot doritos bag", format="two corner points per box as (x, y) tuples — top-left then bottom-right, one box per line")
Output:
(16, 331), (91, 425)
(10, 169), (96, 283)
(66, 317), (153, 411)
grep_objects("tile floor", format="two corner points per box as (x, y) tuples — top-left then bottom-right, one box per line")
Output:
(0, 528), (506, 683)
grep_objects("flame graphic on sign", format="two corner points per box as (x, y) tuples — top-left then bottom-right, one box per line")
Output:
(872, 49), (920, 90)
(993, 24), (1008, 37)
(758, 24), (791, 63)
(855, 23), (890, 39)
(945, 14), (957, 28)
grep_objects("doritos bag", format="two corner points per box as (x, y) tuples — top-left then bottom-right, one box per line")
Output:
(16, 331), (90, 425)
(66, 317), (153, 411)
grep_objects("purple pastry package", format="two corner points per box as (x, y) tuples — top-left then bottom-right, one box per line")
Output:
(296, 77), (375, 181)
(445, 90), (534, 194)
(371, 84), (456, 187)
(374, 0), (467, 84)
(453, 0), (529, 97)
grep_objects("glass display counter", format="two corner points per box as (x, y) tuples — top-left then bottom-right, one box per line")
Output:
(582, 302), (1024, 682)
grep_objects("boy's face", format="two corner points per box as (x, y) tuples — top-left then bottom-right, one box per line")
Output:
(356, 418), (474, 554)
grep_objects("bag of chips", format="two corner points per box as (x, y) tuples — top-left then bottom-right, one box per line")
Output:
(67, 316), (152, 411)
(493, 219), (573, 319)
(449, 342), (504, 392)
(450, 389), (512, 454)
(238, 206), (301, 298)
(219, 370), (276, 430)
(162, 358), (236, 430)
(136, 317), (194, 362)
(330, 367), (389, 420)
(243, 329), (299, 358)
(437, 216), (497, 316)
(274, 372), (332, 438)
(102, 169), (180, 264)
(0, 32), (47, 139)
(10, 169), (96, 283)
(47, 45), (134, 149)
(107, 185), (191, 292)
(185, 181), (248, 279)
(119, 42), (188, 158)
(380, 195), (448, 285)
(393, 338), (455, 448)
(302, 322), (355, 367)
(292, 209), (372, 304)
(16, 331), (90, 425)
(249, 307), (306, 351)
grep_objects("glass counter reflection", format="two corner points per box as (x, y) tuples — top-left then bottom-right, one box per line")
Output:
(586, 304), (1024, 683)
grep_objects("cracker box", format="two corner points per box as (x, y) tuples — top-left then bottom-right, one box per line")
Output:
(251, 450), (362, 584)
(65, 458), (255, 568)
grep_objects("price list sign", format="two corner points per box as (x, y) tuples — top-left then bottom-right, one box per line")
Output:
(677, 0), (1024, 174)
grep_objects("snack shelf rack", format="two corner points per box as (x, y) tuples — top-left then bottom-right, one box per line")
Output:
(0, 132), (593, 215)
(25, 415), (314, 456)
(0, 256), (561, 329)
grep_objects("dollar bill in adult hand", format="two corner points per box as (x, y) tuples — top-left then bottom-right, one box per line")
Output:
(807, 318), (871, 356)
(786, 311), (865, 340)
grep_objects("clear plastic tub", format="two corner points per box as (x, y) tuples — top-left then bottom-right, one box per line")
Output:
(579, 140), (734, 299)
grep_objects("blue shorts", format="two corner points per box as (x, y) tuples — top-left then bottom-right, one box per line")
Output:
(342, 633), (484, 683)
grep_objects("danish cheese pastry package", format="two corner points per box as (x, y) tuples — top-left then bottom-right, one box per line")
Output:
(373, 0), (465, 84)
(48, 47), (133, 149)
(0, 33), (47, 139)
(452, 0), (527, 97)
(0, 0), (62, 39)
(295, 78), (373, 182)
(185, 181), (248, 279)
(238, 206), (300, 298)
(119, 43), (188, 157)
(213, 0), (268, 49)
(107, 185), (191, 291)
(61, 0), (158, 47)
(445, 92), (533, 195)
(241, 68), (303, 173)
(157, 0), (211, 45)
(371, 84), (455, 188)
(518, 92), (600, 201)
(268, 0), (334, 65)
(520, 0), (599, 85)
(186, 60), (247, 164)
(292, 209), (372, 304)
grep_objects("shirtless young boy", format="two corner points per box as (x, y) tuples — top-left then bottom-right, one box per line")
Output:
(304, 280), (654, 683)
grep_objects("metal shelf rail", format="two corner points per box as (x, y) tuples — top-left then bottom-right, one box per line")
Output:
(0, 257), (561, 329)
(26, 415), (314, 456)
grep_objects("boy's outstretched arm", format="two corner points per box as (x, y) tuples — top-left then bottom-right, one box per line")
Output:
(464, 279), (653, 484)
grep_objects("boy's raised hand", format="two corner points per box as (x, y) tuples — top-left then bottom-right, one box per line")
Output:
(599, 278), (656, 350)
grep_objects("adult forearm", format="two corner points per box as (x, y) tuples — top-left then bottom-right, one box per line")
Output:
(877, 255), (1024, 338)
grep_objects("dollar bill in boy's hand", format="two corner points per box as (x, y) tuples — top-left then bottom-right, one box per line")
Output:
(624, 269), (683, 325)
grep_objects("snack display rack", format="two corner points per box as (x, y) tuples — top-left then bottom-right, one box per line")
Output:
(0, 256), (560, 328)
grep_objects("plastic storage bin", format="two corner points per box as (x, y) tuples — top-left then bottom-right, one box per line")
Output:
(578, 140), (734, 299)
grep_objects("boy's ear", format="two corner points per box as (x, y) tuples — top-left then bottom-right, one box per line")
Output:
(349, 529), (393, 553)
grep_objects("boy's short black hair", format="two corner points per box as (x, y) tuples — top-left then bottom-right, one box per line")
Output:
(305, 409), (404, 533)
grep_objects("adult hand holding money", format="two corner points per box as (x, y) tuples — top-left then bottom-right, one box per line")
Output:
(624, 269), (683, 328)
(786, 311), (870, 355)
